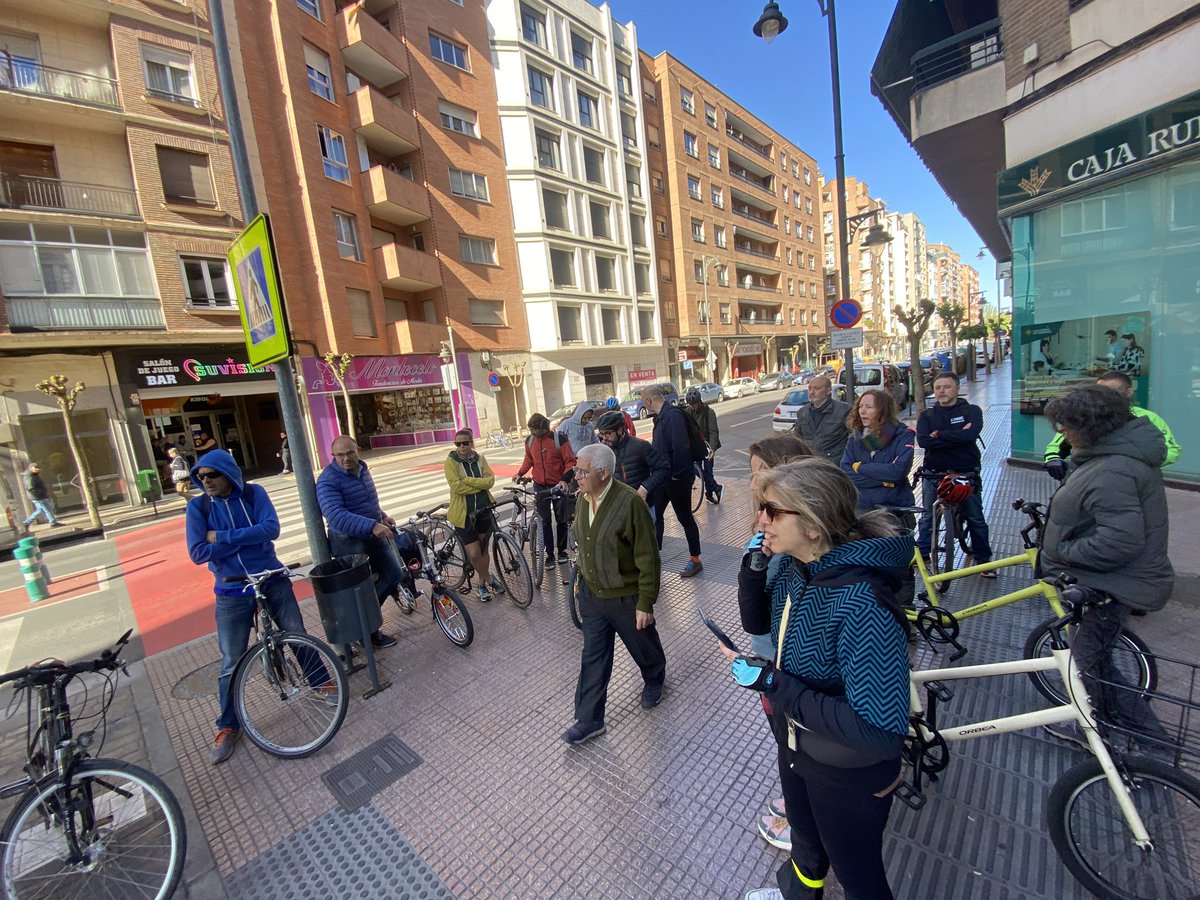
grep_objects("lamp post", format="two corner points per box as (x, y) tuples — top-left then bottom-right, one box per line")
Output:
(699, 254), (721, 382)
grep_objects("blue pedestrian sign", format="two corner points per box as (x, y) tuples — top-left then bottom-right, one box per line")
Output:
(830, 299), (863, 329)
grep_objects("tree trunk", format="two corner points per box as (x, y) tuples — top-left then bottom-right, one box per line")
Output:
(60, 407), (101, 529)
(339, 386), (356, 442)
(908, 338), (926, 412)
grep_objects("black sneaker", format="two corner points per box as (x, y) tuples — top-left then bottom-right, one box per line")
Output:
(545, 555), (557, 569)
(641, 683), (664, 709)
(557, 552), (570, 565)
(562, 720), (606, 744)
(370, 631), (397, 648)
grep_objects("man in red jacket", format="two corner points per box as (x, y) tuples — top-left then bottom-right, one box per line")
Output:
(517, 413), (577, 568)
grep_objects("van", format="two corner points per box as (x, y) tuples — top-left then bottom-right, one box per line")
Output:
(837, 364), (908, 406)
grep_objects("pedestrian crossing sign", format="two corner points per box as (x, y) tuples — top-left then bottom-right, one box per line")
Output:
(228, 214), (291, 367)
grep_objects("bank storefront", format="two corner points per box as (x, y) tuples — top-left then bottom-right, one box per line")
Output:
(1000, 90), (1200, 483)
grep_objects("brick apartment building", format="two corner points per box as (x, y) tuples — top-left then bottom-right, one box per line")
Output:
(820, 175), (892, 356)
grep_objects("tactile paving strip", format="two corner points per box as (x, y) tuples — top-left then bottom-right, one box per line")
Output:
(224, 802), (453, 900)
(322, 733), (422, 811)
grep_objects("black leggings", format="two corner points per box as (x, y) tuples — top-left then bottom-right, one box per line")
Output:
(776, 750), (897, 900)
(653, 476), (702, 557)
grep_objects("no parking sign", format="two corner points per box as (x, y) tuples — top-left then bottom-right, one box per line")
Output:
(830, 299), (863, 329)
(487, 372), (501, 392)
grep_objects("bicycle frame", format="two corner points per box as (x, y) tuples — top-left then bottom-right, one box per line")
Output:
(912, 546), (1062, 621)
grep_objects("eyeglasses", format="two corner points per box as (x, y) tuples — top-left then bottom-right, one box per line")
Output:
(575, 469), (590, 478)
(196, 471), (222, 482)
(757, 500), (804, 522)
(454, 440), (473, 447)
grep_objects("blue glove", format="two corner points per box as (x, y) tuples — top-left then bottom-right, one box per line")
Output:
(731, 655), (774, 691)
(742, 531), (770, 573)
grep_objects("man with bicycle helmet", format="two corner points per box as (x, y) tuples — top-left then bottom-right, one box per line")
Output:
(684, 387), (724, 504)
(915, 372), (994, 575)
(604, 395), (637, 436)
(595, 410), (668, 505)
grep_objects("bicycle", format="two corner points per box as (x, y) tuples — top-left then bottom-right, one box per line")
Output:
(228, 567), (349, 759)
(0, 631), (187, 899)
(690, 461), (705, 512)
(389, 516), (474, 647)
(443, 495), (534, 608)
(900, 575), (1200, 900)
(505, 479), (547, 589)
(482, 429), (512, 450)
(419, 503), (469, 591)
(914, 467), (977, 585)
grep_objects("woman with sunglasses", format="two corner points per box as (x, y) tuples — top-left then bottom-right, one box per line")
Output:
(728, 458), (913, 900)
(443, 429), (503, 602)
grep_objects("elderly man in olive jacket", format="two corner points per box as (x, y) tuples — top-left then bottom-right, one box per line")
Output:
(562, 443), (664, 746)
(792, 375), (852, 462)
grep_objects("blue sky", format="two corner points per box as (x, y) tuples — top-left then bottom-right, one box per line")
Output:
(602, 0), (1000, 306)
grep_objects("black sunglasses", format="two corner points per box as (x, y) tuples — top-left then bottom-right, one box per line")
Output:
(454, 440), (473, 447)
(196, 471), (223, 481)
(757, 501), (803, 523)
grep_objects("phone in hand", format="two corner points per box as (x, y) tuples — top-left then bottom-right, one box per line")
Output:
(699, 608), (741, 655)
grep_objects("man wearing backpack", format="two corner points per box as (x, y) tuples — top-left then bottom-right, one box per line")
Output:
(516, 413), (577, 568)
(684, 388), (723, 505)
(641, 384), (704, 578)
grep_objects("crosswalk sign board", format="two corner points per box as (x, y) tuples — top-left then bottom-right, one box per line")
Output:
(228, 213), (291, 367)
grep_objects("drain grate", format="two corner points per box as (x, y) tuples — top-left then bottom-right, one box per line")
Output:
(322, 733), (422, 812)
(169, 661), (221, 699)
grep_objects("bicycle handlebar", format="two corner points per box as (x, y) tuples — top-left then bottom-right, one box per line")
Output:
(0, 629), (133, 688)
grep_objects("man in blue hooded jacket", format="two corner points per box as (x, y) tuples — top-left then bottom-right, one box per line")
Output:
(185, 450), (336, 765)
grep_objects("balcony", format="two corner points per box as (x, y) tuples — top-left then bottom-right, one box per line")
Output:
(337, 5), (409, 89)
(6, 297), (165, 331)
(361, 165), (430, 226)
(387, 317), (445, 356)
(912, 18), (1003, 91)
(1, 174), (139, 219)
(349, 85), (418, 156)
(739, 279), (779, 293)
(729, 164), (773, 194)
(732, 204), (775, 229)
(374, 242), (441, 292)
(0, 59), (120, 110)
(725, 124), (772, 161)
(733, 239), (777, 261)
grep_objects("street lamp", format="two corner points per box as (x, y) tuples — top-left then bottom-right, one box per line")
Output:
(699, 254), (722, 383)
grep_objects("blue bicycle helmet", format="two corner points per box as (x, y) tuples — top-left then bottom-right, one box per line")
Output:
(604, 396), (619, 409)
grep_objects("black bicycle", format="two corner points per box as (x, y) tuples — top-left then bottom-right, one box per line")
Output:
(391, 516), (474, 647)
(505, 479), (547, 589)
(915, 467), (979, 589)
(0, 631), (187, 899)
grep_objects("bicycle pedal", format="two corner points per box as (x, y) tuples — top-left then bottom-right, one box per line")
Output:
(893, 783), (926, 811)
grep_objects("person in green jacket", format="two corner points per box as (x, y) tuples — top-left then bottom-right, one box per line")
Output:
(442, 428), (504, 602)
(563, 443), (664, 745)
(1044, 371), (1180, 480)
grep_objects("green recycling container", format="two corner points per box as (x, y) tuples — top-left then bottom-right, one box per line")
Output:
(137, 468), (163, 502)
(13, 546), (49, 602)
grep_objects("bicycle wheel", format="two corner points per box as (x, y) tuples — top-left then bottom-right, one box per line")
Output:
(516, 518), (545, 590)
(431, 586), (474, 647)
(232, 632), (349, 758)
(691, 468), (704, 512)
(568, 564), (582, 630)
(1047, 755), (1200, 900)
(492, 531), (533, 609)
(1021, 618), (1157, 708)
(0, 759), (186, 900)
(927, 503), (955, 593)
(426, 520), (467, 590)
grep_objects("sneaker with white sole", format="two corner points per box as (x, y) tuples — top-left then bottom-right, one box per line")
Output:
(757, 814), (791, 850)
(477, 584), (493, 603)
(562, 720), (606, 744)
(745, 890), (784, 900)
(766, 796), (786, 818)
(488, 575), (507, 595)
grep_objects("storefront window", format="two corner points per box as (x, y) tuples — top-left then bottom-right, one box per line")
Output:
(19, 409), (126, 509)
(347, 386), (455, 439)
(1010, 156), (1200, 481)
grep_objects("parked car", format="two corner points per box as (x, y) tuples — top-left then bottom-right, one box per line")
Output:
(620, 382), (680, 419)
(772, 385), (849, 431)
(722, 376), (761, 399)
(837, 363), (908, 406)
(693, 382), (725, 403)
(791, 368), (817, 386)
(756, 372), (790, 391)
(548, 399), (602, 433)
(896, 357), (939, 396)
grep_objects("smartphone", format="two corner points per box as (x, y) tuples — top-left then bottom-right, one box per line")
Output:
(699, 608), (741, 654)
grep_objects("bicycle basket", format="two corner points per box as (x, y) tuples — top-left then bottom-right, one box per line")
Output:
(936, 474), (974, 504)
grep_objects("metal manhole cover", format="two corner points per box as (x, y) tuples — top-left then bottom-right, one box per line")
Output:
(170, 660), (221, 699)
(322, 733), (422, 811)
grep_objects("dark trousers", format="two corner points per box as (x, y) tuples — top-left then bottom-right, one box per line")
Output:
(573, 581), (665, 724)
(777, 750), (896, 900)
(280, 448), (291, 472)
(916, 478), (992, 562)
(700, 457), (721, 497)
(654, 475), (702, 557)
(330, 532), (411, 603)
(535, 487), (569, 555)
(1072, 599), (1162, 733)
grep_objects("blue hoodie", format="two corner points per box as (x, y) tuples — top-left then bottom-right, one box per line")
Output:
(185, 450), (284, 596)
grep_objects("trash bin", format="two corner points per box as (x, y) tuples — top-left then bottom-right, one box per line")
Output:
(309, 554), (381, 646)
(136, 468), (162, 502)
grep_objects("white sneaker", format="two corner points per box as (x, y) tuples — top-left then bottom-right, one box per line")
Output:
(745, 890), (784, 900)
(757, 814), (791, 850)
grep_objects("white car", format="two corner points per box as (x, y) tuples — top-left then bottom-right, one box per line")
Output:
(722, 377), (760, 399)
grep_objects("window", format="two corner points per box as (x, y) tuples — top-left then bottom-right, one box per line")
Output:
(787, 278), (794, 296)
(783, 185), (789, 203)
(655, 216), (667, 237)
(659, 258), (672, 281)
(180, 256), (233, 309)
(303, 44), (333, 102)
(439, 101), (478, 137)
(589, 201), (610, 239)
(693, 259), (705, 283)
(528, 66), (553, 109)
(550, 248), (575, 287)
(543, 188), (568, 229)
(711, 186), (723, 209)
(719, 302), (731, 324)
(346, 288), (376, 337)
(806, 225), (814, 242)
(570, 33), (593, 74)
(583, 146), (605, 185)
(1061, 193), (1127, 235)
(596, 256), (616, 292)
(786, 248), (793, 265)
(297, 0), (321, 19)
(616, 61), (633, 96)
(142, 45), (196, 106)
(792, 160), (800, 178)
(803, 168), (812, 185)
(708, 145), (720, 169)
(459, 235), (496, 265)
(809, 282), (817, 298)
(704, 103), (717, 128)
(716, 264), (728, 286)
(620, 111), (638, 149)
(784, 215), (791, 234)
(577, 90), (598, 129)
(687, 176), (701, 201)
(630, 213), (646, 246)
(635, 262), (650, 294)
(1170, 176), (1200, 229)
(332, 210), (361, 260)
(429, 33), (468, 71)
(156, 146), (216, 205)
(646, 123), (661, 149)
(316, 125), (350, 182)
(557, 305), (583, 341)
(714, 224), (726, 248)
(449, 168), (488, 201)
(683, 131), (698, 158)
(691, 219), (704, 242)
(601, 307), (622, 342)
(625, 163), (641, 198)
(638, 309), (655, 340)
(652, 173), (664, 193)
(469, 298), (506, 326)
(808, 253), (816, 270)
(536, 130), (560, 170)
(520, 4), (546, 46)
(680, 86), (694, 115)
(805, 197), (813, 214)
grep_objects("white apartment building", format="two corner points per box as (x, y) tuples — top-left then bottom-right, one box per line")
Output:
(487, 0), (662, 414)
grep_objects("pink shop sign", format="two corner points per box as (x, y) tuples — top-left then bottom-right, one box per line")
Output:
(301, 354), (470, 394)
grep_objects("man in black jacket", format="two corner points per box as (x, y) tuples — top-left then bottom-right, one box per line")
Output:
(684, 388), (723, 504)
(22, 463), (62, 530)
(792, 376), (851, 462)
(595, 410), (669, 505)
(641, 384), (704, 578)
(915, 372), (993, 568)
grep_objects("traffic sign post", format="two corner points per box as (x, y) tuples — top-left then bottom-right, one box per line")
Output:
(486, 372), (501, 392)
(830, 299), (864, 329)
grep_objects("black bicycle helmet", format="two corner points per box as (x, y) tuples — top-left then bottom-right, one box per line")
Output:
(595, 410), (625, 433)
(685, 387), (702, 405)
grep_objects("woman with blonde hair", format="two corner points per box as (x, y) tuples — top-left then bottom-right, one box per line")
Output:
(727, 458), (913, 900)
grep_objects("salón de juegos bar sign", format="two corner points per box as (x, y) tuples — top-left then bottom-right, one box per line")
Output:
(998, 89), (1200, 214)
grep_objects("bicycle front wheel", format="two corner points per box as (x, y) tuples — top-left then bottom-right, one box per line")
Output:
(426, 520), (467, 590)
(1022, 617), (1157, 708)
(0, 759), (186, 900)
(568, 565), (582, 630)
(691, 471), (704, 512)
(233, 632), (349, 758)
(1047, 755), (1200, 900)
(928, 503), (955, 593)
(527, 517), (545, 589)
(492, 531), (533, 609)
(432, 586), (474, 647)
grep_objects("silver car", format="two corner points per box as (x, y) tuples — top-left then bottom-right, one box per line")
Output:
(722, 376), (760, 399)
(692, 382), (725, 403)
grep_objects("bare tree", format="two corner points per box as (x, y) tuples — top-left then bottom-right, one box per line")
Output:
(960, 324), (989, 381)
(35, 375), (101, 529)
(323, 352), (356, 442)
(894, 299), (936, 410)
(935, 301), (967, 376)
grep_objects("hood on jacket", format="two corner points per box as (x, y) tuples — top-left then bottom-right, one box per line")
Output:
(190, 449), (244, 492)
(809, 534), (915, 579)
(1073, 416), (1166, 469)
(562, 402), (597, 448)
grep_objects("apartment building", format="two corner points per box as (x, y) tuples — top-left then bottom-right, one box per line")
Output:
(223, 0), (531, 452)
(487, 0), (661, 414)
(821, 176), (888, 354)
(642, 51), (824, 384)
(0, 0), (250, 518)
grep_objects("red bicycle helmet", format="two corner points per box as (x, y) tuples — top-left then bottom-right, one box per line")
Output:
(937, 474), (974, 504)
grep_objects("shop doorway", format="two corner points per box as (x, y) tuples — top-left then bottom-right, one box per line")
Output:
(583, 365), (615, 402)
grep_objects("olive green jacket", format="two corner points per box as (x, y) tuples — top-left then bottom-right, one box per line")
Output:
(575, 478), (661, 612)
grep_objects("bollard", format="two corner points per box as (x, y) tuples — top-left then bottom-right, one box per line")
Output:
(13, 546), (50, 602)
(16, 535), (51, 586)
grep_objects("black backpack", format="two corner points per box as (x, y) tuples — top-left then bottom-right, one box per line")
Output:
(679, 408), (708, 462)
